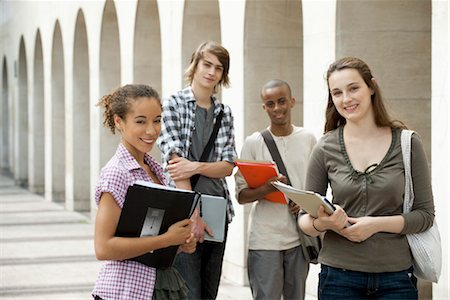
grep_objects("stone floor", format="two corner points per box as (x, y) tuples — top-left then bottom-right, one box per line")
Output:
(0, 173), (253, 300)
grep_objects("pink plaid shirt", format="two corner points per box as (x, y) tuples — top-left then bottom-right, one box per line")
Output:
(92, 144), (169, 300)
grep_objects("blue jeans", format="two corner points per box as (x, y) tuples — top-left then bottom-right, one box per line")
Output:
(318, 265), (417, 300)
(174, 222), (228, 300)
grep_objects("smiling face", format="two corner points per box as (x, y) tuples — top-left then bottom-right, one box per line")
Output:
(192, 51), (224, 91)
(114, 97), (162, 160)
(328, 68), (374, 125)
(261, 84), (295, 127)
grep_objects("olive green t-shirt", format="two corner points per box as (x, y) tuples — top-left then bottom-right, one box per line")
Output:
(306, 127), (434, 273)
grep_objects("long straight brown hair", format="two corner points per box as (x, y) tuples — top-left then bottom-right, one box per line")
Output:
(324, 57), (406, 133)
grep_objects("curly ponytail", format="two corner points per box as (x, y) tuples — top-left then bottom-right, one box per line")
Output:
(98, 93), (117, 133)
(97, 84), (161, 134)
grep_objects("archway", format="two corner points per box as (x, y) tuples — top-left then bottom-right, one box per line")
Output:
(134, 0), (161, 90)
(181, 0), (221, 89)
(243, 0), (303, 137)
(31, 29), (45, 194)
(99, 0), (121, 167)
(1, 57), (10, 174)
(335, 0), (432, 159)
(134, 0), (162, 162)
(17, 37), (28, 187)
(73, 9), (90, 211)
(51, 20), (65, 202)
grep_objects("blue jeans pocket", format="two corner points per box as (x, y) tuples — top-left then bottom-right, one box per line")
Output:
(318, 265), (330, 297)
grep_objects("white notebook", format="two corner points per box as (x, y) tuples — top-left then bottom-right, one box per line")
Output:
(271, 181), (335, 217)
(200, 194), (227, 243)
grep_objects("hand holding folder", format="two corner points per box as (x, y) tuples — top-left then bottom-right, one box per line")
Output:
(272, 181), (352, 227)
(271, 181), (336, 217)
(235, 159), (288, 204)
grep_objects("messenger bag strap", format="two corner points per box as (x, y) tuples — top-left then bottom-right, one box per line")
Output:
(260, 129), (291, 185)
(260, 129), (298, 212)
(261, 129), (321, 263)
(190, 104), (224, 189)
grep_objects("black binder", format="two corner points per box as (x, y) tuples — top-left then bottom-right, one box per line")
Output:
(115, 181), (200, 268)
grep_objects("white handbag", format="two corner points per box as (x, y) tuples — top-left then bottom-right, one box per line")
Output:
(401, 129), (442, 283)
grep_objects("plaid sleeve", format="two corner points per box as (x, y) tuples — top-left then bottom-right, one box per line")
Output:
(158, 95), (186, 165)
(218, 104), (237, 163)
(95, 166), (130, 208)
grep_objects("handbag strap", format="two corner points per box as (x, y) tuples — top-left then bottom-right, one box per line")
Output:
(190, 104), (224, 189)
(401, 129), (414, 213)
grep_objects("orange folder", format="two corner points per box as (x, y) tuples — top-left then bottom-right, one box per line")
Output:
(235, 159), (288, 204)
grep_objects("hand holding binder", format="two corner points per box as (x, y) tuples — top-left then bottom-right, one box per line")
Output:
(115, 181), (200, 268)
(165, 219), (194, 246)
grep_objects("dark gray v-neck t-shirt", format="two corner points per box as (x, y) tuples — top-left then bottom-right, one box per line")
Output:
(188, 105), (224, 197)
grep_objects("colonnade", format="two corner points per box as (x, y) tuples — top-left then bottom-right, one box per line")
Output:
(0, 0), (447, 298)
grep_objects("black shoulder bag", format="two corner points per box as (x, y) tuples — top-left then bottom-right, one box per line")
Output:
(260, 129), (321, 264)
(190, 104), (224, 189)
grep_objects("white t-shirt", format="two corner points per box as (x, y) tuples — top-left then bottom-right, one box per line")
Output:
(235, 126), (317, 250)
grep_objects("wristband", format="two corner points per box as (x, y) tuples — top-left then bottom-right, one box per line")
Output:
(312, 218), (326, 233)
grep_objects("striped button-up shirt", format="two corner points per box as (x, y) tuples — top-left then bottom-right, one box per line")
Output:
(158, 86), (237, 221)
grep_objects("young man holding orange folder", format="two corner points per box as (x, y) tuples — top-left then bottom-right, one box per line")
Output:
(235, 79), (316, 299)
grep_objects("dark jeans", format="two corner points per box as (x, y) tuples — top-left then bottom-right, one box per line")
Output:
(318, 265), (418, 300)
(174, 221), (228, 300)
